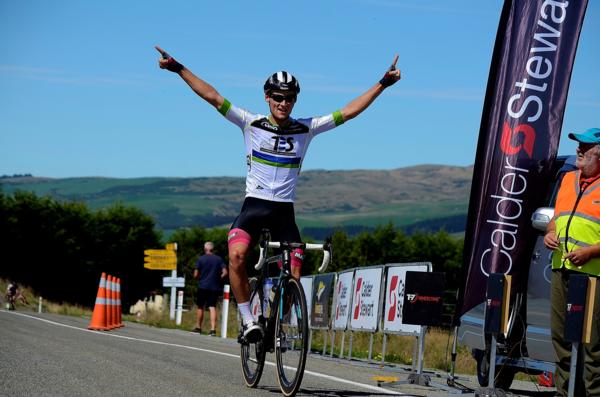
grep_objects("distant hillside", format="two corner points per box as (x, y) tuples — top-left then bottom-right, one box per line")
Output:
(0, 165), (473, 237)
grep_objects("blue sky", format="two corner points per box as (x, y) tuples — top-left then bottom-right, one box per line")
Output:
(1, 1), (598, 178)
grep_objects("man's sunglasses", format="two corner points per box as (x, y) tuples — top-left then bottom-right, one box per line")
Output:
(270, 93), (296, 103)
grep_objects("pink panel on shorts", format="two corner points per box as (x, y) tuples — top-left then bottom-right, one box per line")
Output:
(276, 248), (304, 269)
(291, 248), (304, 269)
(228, 228), (251, 248)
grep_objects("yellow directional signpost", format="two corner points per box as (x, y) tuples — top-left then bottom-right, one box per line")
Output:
(144, 249), (177, 270)
(143, 243), (181, 321)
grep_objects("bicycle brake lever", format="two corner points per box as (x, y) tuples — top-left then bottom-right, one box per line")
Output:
(318, 239), (332, 273)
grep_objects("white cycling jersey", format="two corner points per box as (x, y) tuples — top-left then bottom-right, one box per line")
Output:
(218, 99), (345, 203)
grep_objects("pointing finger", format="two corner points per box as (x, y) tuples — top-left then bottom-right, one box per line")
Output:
(391, 54), (399, 68)
(155, 46), (171, 60)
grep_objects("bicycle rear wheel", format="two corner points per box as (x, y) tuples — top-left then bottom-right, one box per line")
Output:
(274, 277), (309, 397)
(240, 278), (266, 388)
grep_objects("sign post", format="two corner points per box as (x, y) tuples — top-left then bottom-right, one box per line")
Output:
(175, 290), (184, 325)
(221, 284), (230, 339)
(144, 243), (179, 320)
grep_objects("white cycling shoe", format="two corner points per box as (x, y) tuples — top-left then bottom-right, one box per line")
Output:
(242, 321), (263, 343)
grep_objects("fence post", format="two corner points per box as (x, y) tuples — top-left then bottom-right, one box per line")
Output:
(38, 296), (43, 313)
(175, 290), (183, 325)
(221, 284), (230, 338)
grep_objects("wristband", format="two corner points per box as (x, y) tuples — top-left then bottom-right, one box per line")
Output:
(165, 57), (184, 73)
(379, 65), (397, 88)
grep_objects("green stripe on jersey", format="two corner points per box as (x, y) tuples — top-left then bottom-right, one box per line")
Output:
(333, 110), (344, 126)
(252, 156), (300, 168)
(218, 99), (232, 116)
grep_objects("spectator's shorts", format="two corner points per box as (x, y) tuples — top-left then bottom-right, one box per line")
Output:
(196, 289), (221, 308)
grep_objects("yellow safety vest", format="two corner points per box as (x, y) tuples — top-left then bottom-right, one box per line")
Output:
(552, 170), (600, 275)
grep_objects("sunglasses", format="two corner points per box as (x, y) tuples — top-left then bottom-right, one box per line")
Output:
(270, 93), (296, 103)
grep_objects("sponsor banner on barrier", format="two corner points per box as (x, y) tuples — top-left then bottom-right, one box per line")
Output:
(403, 271), (445, 326)
(250, 287), (262, 321)
(350, 267), (383, 332)
(311, 273), (335, 328)
(383, 264), (428, 334)
(290, 276), (314, 327)
(300, 276), (313, 326)
(332, 271), (354, 330)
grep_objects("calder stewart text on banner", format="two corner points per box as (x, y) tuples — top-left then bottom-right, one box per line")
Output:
(459, 0), (588, 317)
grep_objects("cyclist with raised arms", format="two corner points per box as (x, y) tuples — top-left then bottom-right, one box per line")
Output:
(155, 46), (401, 341)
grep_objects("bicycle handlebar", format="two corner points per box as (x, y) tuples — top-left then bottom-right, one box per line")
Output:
(254, 240), (332, 273)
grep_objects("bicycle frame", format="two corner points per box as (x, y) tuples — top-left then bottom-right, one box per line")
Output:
(247, 244), (293, 351)
(243, 229), (332, 348)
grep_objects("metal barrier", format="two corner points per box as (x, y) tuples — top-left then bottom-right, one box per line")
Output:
(307, 262), (432, 369)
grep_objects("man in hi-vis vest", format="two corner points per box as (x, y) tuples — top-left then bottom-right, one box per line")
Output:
(544, 127), (600, 396)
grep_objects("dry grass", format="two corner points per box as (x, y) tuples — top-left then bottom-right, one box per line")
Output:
(310, 327), (476, 375)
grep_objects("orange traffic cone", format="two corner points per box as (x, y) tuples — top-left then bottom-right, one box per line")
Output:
(88, 273), (109, 330)
(110, 276), (119, 329)
(116, 278), (124, 328)
(106, 275), (115, 330)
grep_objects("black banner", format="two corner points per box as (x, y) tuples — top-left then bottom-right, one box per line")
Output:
(564, 273), (592, 343)
(459, 0), (588, 317)
(310, 273), (335, 328)
(402, 272), (445, 326)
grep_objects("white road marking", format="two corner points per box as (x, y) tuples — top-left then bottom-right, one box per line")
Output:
(3, 311), (404, 395)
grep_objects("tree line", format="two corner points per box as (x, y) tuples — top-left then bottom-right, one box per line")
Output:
(0, 190), (464, 308)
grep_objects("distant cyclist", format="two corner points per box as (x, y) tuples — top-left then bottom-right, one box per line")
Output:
(5, 281), (28, 310)
(156, 46), (401, 341)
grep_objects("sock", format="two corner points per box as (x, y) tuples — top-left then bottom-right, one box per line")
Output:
(238, 301), (254, 325)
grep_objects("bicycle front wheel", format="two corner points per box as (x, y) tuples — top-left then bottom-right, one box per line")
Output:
(274, 277), (309, 397)
(240, 278), (266, 388)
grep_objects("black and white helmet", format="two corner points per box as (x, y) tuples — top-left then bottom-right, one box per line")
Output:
(263, 71), (300, 95)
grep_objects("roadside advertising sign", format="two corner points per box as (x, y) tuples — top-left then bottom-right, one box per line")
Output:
(332, 270), (355, 330)
(300, 276), (314, 326)
(250, 287), (262, 321)
(403, 271), (445, 327)
(289, 276), (314, 327)
(310, 273), (335, 329)
(382, 263), (429, 334)
(350, 266), (384, 332)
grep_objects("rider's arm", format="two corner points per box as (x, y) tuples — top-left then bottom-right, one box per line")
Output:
(178, 68), (225, 110)
(155, 46), (224, 110)
(339, 83), (386, 122)
(340, 54), (401, 122)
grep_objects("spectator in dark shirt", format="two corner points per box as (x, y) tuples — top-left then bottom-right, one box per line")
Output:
(193, 241), (228, 336)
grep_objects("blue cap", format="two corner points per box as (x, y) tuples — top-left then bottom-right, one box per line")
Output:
(568, 128), (600, 144)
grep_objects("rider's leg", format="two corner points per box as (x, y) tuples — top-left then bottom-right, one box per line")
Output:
(290, 248), (304, 280)
(228, 228), (253, 325)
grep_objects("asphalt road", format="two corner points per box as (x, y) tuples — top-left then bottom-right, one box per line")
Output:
(0, 310), (554, 397)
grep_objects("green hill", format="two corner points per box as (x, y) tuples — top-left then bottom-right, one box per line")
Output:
(0, 164), (472, 237)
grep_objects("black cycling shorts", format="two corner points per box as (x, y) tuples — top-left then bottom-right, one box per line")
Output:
(230, 197), (301, 245)
(196, 289), (221, 308)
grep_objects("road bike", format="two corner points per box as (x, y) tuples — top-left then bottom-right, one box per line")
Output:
(239, 229), (332, 397)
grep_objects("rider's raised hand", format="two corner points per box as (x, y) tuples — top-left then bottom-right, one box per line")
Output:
(155, 45), (184, 73)
(379, 54), (401, 88)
